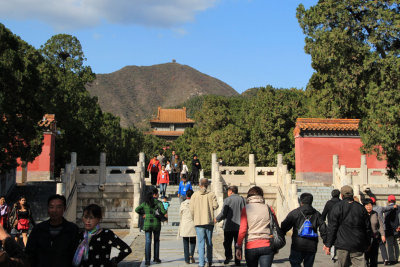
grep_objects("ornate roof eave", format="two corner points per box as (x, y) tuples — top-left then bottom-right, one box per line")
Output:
(294, 118), (360, 138)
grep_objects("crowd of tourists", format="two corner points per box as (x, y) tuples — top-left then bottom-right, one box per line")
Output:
(147, 150), (202, 188)
(0, 194), (132, 267)
(1, 153), (400, 267)
(136, 176), (400, 267)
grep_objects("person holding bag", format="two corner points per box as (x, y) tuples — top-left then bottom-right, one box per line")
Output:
(236, 186), (279, 267)
(135, 188), (166, 266)
(9, 196), (35, 247)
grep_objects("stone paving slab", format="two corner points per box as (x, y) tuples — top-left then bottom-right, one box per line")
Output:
(116, 229), (400, 267)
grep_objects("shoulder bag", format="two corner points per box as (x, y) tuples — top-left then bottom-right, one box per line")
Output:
(267, 205), (286, 251)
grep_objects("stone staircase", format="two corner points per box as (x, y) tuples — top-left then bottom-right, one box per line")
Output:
(159, 185), (199, 236)
(296, 185), (333, 213)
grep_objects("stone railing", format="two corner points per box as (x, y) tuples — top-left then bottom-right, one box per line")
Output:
(210, 153), (298, 224)
(58, 152), (146, 230)
(332, 154), (398, 200)
(57, 152), (78, 222)
(275, 154), (298, 223)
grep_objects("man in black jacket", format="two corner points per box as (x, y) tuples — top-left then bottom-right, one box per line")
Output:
(324, 185), (372, 267)
(191, 154), (202, 185)
(281, 193), (328, 267)
(25, 194), (79, 267)
(321, 189), (341, 223)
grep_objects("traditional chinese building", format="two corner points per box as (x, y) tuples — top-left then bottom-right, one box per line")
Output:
(294, 118), (387, 183)
(146, 107), (194, 141)
(16, 114), (57, 183)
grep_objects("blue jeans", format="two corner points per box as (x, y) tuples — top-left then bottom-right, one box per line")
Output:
(145, 230), (160, 263)
(159, 183), (167, 197)
(245, 246), (274, 267)
(195, 225), (214, 266)
(289, 249), (316, 267)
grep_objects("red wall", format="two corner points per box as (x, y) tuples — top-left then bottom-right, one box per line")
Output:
(17, 132), (55, 174)
(295, 137), (387, 175)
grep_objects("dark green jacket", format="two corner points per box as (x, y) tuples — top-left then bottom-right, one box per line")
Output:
(135, 199), (166, 231)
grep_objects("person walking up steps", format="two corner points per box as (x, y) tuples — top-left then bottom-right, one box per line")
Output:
(215, 185), (245, 266)
(323, 185), (372, 267)
(135, 189), (166, 266)
(362, 198), (385, 267)
(281, 192), (328, 267)
(236, 186), (278, 267)
(178, 189), (196, 264)
(190, 178), (218, 267)
(384, 195), (400, 265)
(371, 196), (395, 265)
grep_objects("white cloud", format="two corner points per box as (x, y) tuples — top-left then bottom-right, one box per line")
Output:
(0, 0), (217, 30)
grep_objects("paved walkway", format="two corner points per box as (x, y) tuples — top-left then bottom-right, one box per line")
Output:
(116, 229), (400, 267)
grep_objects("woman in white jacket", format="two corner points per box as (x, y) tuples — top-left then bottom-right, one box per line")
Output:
(181, 160), (189, 177)
(178, 189), (196, 264)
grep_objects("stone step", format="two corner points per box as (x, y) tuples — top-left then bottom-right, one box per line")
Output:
(297, 185), (333, 213)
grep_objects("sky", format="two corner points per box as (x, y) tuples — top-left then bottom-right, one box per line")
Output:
(0, 0), (318, 94)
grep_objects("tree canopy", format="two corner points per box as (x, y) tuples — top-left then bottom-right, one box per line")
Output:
(0, 24), (54, 172)
(174, 88), (307, 173)
(297, 0), (400, 178)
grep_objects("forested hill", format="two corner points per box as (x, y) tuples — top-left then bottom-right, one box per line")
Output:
(86, 62), (238, 128)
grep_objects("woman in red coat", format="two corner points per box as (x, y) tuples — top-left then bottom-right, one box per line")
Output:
(147, 155), (161, 186)
(157, 165), (170, 198)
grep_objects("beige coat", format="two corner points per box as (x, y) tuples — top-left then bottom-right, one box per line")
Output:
(190, 187), (219, 226)
(178, 199), (196, 237)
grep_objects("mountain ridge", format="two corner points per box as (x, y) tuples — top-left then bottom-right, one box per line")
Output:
(86, 62), (238, 128)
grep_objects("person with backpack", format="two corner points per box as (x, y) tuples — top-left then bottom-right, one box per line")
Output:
(281, 192), (327, 267)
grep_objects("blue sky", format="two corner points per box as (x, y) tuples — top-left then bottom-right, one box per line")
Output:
(1, 0), (318, 94)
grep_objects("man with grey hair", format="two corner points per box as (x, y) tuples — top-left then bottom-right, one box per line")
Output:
(215, 185), (245, 266)
(190, 178), (219, 267)
(324, 185), (372, 267)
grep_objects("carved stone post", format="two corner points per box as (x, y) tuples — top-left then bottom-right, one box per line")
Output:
(249, 154), (255, 184)
(354, 184), (360, 201)
(211, 153), (217, 182)
(340, 165), (351, 186)
(99, 152), (106, 185)
(332, 155), (339, 185)
(131, 175), (141, 230)
(291, 183), (299, 209)
(71, 152), (77, 170)
(56, 182), (64, 195)
(277, 154), (283, 184)
(360, 155), (368, 185)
